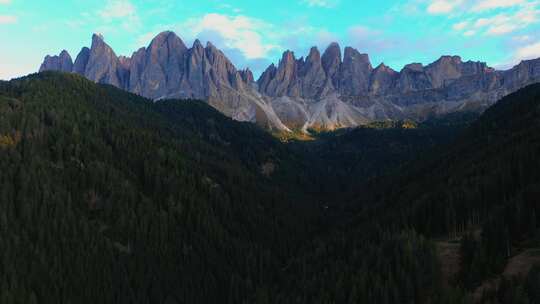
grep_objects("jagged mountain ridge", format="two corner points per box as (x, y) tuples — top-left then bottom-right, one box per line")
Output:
(40, 31), (540, 131)
(40, 32), (289, 132)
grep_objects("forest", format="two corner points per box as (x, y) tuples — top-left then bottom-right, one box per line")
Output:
(0, 72), (538, 303)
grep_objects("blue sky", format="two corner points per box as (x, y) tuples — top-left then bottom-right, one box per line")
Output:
(0, 0), (539, 80)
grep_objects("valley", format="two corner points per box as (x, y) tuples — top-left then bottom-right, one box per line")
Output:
(3, 0), (540, 301)
(0, 72), (539, 303)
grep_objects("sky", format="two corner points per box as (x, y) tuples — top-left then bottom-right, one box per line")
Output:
(0, 0), (539, 80)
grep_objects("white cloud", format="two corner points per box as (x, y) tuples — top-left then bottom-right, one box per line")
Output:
(487, 23), (517, 35)
(99, 0), (136, 19)
(137, 30), (162, 47)
(302, 0), (339, 8)
(0, 15), (16, 24)
(134, 15), (337, 76)
(451, 1), (539, 37)
(0, 0), (11, 4)
(426, 0), (535, 15)
(514, 41), (540, 60)
(474, 6), (539, 36)
(464, 30), (476, 36)
(179, 13), (279, 59)
(453, 21), (469, 30)
(347, 25), (407, 54)
(472, 0), (525, 12)
(513, 35), (532, 42)
(99, 0), (140, 31)
(427, 0), (464, 14)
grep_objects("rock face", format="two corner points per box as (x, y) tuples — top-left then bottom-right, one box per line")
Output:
(39, 32), (540, 132)
(84, 34), (127, 88)
(339, 47), (373, 96)
(39, 50), (73, 73)
(73, 47), (90, 75)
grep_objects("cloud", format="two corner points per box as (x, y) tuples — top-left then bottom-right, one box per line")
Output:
(450, 1), (539, 37)
(453, 21), (469, 30)
(0, 15), (16, 24)
(476, 7), (538, 35)
(99, 0), (140, 31)
(302, 0), (339, 8)
(513, 35), (532, 42)
(135, 14), (339, 77)
(472, 0), (526, 12)
(136, 25), (277, 78)
(99, 0), (136, 19)
(179, 13), (279, 59)
(347, 25), (408, 54)
(0, 0), (11, 4)
(514, 40), (540, 60)
(427, 0), (464, 14)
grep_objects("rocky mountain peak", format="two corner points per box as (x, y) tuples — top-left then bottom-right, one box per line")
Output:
(153, 31), (180, 42)
(38, 32), (540, 133)
(374, 63), (394, 72)
(205, 41), (216, 49)
(189, 39), (205, 62)
(257, 64), (278, 93)
(307, 47), (321, 61)
(59, 50), (71, 59)
(322, 42), (342, 81)
(192, 39), (203, 49)
(432, 55), (461, 63)
(502, 58), (540, 90)
(339, 47), (373, 95)
(262, 50), (298, 96)
(302, 47), (322, 72)
(403, 63), (424, 72)
(343, 47), (371, 65)
(370, 62), (398, 95)
(73, 47), (90, 75)
(240, 68), (254, 83)
(85, 33), (125, 88)
(91, 33), (105, 46)
(425, 55), (465, 88)
(281, 50), (296, 65)
(39, 50), (73, 73)
(149, 31), (187, 53)
(205, 41), (225, 63)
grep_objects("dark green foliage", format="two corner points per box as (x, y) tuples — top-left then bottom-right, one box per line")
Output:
(1, 72), (540, 303)
(359, 83), (540, 238)
(525, 265), (540, 303)
(278, 83), (540, 302)
(273, 230), (443, 303)
(290, 116), (470, 202)
(0, 72), (312, 303)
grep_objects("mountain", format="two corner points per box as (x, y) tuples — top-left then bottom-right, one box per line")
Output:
(40, 32), (540, 132)
(40, 33), (289, 132)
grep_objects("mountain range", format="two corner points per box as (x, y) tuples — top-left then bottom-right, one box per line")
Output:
(40, 31), (540, 132)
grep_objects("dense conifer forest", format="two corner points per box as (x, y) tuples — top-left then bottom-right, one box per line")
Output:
(0, 72), (538, 303)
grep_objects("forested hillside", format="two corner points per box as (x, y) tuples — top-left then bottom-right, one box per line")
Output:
(287, 83), (540, 303)
(0, 72), (539, 303)
(0, 72), (315, 303)
(290, 114), (476, 202)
